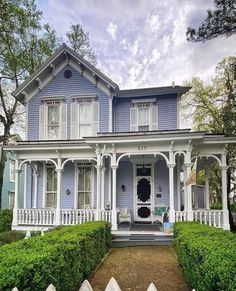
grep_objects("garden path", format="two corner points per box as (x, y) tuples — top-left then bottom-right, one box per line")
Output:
(88, 246), (190, 291)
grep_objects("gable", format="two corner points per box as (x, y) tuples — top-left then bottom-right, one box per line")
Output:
(13, 44), (119, 105)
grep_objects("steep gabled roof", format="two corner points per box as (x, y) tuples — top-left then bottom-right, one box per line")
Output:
(12, 43), (119, 104)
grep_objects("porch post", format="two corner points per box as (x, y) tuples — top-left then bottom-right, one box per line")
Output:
(12, 158), (20, 227)
(183, 165), (188, 211)
(55, 158), (62, 226)
(185, 147), (193, 221)
(168, 164), (175, 222)
(111, 165), (118, 230)
(221, 152), (230, 230)
(32, 173), (39, 209)
(96, 165), (101, 220)
(176, 157), (181, 211)
(205, 166), (210, 209)
(101, 166), (105, 210)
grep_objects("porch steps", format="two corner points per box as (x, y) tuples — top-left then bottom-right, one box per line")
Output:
(112, 233), (173, 247)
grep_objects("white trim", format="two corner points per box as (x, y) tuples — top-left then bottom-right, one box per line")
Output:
(23, 164), (27, 208)
(131, 98), (156, 104)
(74, 162), (78, 209)
(91, 164), (95, 209)
(42, 162), (46, 208)
(72, 94), (97, 100)
(40, 96), (65, 102)
(25, 104), (28, 140)
(108, 166), (112, 208)
(109, 97), (112, 132)
(9, 159), (16, 182)
(177, 94), (180, 129)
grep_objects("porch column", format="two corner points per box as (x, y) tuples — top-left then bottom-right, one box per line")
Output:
(96, 165), (101, 220)
(176, 157), (181, 211)
(221, 151), (230, 230)
(168, 163), (175, 222)
(111, 165), (118, 230)
(205, 166), (210, 209)
(101, 166), (105, 209)
(183, 165), (188, 211)
(32, 173), (39, 209)
(55, 158), (62, 226)
(185, 147), (193, 221)
(12, 159), (21, 227)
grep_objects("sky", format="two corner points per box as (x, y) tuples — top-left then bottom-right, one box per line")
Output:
(36, 0), (236, 90)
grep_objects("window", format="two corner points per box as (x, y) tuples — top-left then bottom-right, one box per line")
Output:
(9, 159), (16, 182)
(9, 192), (15, 209)
(130, 99), (157, 132)
(137, 104), (150, 131)
(71, 97), (99, 139)
(39, 98), (67, 140)
(46, 166), (57, 208)
(47, 102), (60, 139)
(78, 165), (91, 209)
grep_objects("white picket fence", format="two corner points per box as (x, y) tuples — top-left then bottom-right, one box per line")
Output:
(12, 277), (196, 291)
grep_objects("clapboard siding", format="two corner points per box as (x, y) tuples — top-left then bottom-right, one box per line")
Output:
(28, 65), (109, 140)
(117, 161), (133, 211)
(114, 94), (178, 132)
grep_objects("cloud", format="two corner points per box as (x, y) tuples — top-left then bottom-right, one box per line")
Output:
(36, 0), (236, 89)
(107, 22), (118, 40)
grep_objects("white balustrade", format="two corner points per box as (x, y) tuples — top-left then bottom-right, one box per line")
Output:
(175, 211), (188, 222)
(60, 209), (96, 225)
(193, 210), (223, 228)
(17, 209), (55, 225)
(101, 210), (112, 223)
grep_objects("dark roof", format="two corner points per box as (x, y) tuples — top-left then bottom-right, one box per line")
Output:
(118, 86), (191, 98)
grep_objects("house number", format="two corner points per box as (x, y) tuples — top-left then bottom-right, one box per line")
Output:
(138, 145), (147, 151)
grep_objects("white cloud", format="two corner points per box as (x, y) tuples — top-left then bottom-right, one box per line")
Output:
(107, 22), (118, 40)
(36, 0), (236, 89)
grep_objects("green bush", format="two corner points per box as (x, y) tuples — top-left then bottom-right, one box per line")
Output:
(230, 203), (236, 213)
(0, 231), (25, 246)
(174, 222), (236, 291)
(0, 221), (111, 291)
(0, 209), (13, 232)
(210, 202), (222, 210)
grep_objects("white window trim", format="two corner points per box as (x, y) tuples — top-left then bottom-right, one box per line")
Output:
(131, 98), (156, 104)
(9, 159), (16, 182)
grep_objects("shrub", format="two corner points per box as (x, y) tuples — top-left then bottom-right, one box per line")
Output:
(0, 209), (13, 232)
(0, 231), (25, 246)
(174, 222), (236, 291)
(0, 221), (111, 291)
(210, 202), (222, 210)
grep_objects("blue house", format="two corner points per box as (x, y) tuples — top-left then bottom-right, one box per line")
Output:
(6, 44), (235, 231)
(1, 135), (24, 210)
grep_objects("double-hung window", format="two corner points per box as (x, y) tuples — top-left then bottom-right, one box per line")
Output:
(9, 159), (16, 182)
(45, 165), (57, 208)
(130, 99), (158, 131)
(78, 164), (91, 209)
(9, 192), (15, 209)
(39, 97), (67, 140)
(71, 96), (99, 139)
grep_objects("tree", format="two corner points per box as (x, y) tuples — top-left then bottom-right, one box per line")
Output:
(0, 0), (59, 208)
(66, 24), (97, 65)
(186, 0), (236, 42)
(181, 56), (236, 229)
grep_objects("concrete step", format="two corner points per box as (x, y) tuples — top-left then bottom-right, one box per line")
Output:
(112, 234), (174, 247)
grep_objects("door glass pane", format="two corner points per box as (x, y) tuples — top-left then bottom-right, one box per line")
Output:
(46, 167), (57, 208)
(78, 166), (91, 208)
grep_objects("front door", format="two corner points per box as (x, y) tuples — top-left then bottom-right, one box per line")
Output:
(135, 165), (153, 222)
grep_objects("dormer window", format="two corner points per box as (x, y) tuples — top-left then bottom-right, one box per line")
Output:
(39, 97), (67, 140)
(130, 99), (158, 132)
(71, 95), (99, 139)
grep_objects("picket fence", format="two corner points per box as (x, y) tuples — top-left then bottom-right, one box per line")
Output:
(12, 277), (196, 291)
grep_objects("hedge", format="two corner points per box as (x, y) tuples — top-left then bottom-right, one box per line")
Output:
(0, 221), (112, 291)
(174, 222), (236, 291)
(0, 231), (25, 246)
(0, 209), (13, 232)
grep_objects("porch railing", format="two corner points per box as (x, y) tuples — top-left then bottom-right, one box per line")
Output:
(193, 210), (223, 228)
(101, 210), (112, 223)
(175, 211), (188, 222)
(61, 209), (96, 225)
(17, 209), (55, 225)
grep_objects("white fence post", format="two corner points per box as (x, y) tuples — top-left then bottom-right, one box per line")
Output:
(79, 280), (94, 291)
(105, 277), (122, 291)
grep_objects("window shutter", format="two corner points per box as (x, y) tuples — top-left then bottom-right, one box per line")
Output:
(39, 104), (46, 140)
(60, 103), (67, 139)
(130, 107), (137, 131)
(150, 105), (158, 130)
(71, 103), (78, 139)
(93, 101), (99, 135)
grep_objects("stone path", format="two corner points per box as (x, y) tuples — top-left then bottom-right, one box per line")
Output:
(89, 246), (190, 291)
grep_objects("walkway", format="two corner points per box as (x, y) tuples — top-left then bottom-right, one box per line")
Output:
(89, 246), (190, 291)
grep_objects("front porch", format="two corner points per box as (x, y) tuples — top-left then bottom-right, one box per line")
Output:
(13, 208), (224, 231)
